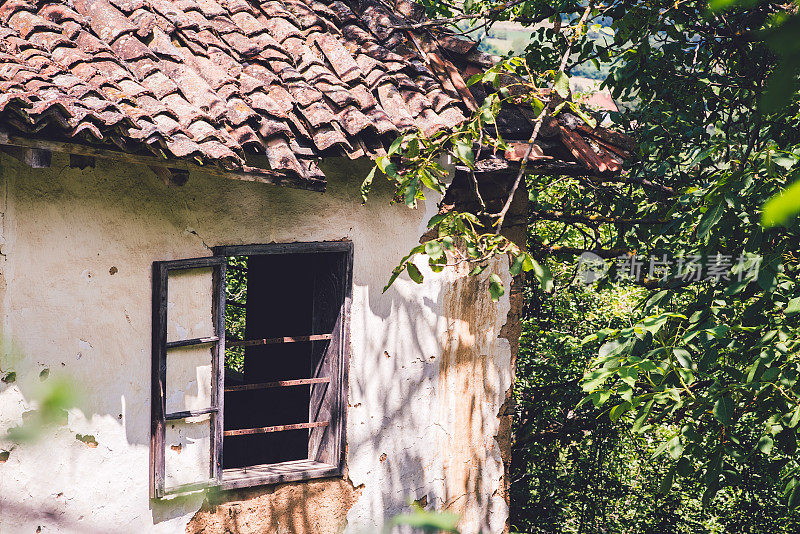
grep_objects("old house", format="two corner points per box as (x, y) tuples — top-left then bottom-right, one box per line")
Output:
(0, 0), (630, 532)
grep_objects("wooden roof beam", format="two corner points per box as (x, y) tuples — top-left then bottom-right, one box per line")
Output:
(0, 145), (51, 168)
(0, 128), (326, 193)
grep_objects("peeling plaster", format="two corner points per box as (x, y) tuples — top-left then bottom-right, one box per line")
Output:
(188, 477), (364, 534)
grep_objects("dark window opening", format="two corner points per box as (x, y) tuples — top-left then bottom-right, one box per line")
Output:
(222, 250), (348, 470)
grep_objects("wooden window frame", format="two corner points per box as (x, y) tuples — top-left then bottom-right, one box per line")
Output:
(151, 242), (352, 497)
(150, 257), (227, 499)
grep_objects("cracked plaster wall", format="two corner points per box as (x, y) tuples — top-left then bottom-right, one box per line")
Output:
(0, 153), (513, 533)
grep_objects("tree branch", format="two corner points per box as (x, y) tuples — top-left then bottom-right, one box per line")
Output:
(492, 1), (595, 235)
(529, 210), (666, 226)
(546, 245), (632, 259)
(585, 175), (677, 196)
(390, 0), (528, 30)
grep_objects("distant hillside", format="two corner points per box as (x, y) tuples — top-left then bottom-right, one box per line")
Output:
(468, 21), (613, 81)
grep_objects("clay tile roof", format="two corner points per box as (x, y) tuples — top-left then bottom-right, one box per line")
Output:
(0, 0), (632, 185)
(0, 0), (484, 182)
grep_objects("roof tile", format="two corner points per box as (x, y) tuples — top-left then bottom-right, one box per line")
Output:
(311, 123), (349, 151)
(337, 105), (372, 136)
(315, 33), (362, 84)
(257, 115), (293, 138)
(298, 100), (336, 128)
(109, 0), (147, 13)
(7, 10), (62, 39)
(261, 16), (303, 43)
(72, 0), (138, 43)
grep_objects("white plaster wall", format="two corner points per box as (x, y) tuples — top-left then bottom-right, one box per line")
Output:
(0, 153), (511, 534)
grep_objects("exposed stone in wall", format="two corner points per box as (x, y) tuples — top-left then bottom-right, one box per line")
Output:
(187, 477), (363, 534)
(496, 277), (523, 534)
(438, 261), (511, 534)
(495, 185), (528, 533)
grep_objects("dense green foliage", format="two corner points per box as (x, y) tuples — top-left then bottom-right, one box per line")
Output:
(512, 262), (800, 532)
(224, 256), (248, 373)
(370, 0), (800, 531)
(533, 0), (800, 516)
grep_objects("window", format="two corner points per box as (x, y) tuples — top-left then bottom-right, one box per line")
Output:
(150, 242), (352, 497)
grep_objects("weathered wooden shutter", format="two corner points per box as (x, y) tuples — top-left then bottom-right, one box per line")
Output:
(308, 244), (352, 469)
(150, 257), (226, 498)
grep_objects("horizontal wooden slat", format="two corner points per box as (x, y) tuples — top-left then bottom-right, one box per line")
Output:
(227, 334), (332, 348)
(224, 421), (329, 436)
(166, 336), (219, 349)
(164, 478), (217, 495)
(213, 241), (352, 257)
(157, 257), (227, 271)
(225, 377), (330, 392)
(165, 407), (218, 420)
(221, 460), (340, 490)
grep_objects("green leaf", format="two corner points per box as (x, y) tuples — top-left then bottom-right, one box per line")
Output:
(469, 264), (487, 276)
(489, 273), (505, 301)
(762, 175), (800, 227)
(785, 297), (800, 316)
(789, 406), (800, 428)
(530, 259), (554, 292)
(406, 262), (424, 284)
(554, 71), (570, 99)
(567, 101), (597, 129)
(428, 256), (444, 273)
(786, 477), (800, 508)
(360, 166), (377, 203)
(404, 178), (419, 207)
(387, 135), (405, 156)
(424, 240), (444, 261)
(713, 395), (735, 425)
(389, 507), (460, 533)
(697, 200), (725, 240)
(589, 389), (613, 407)
(758, 435), (774, 455)
(619, 366), (638, 387)
(673, 348), (692, 368)
(668, 435), (684, 460)
(652, 438), (671, 459)
(708, 0), (742, 10)
(510, 252), (535, 277)
(761, 54), (800, 114)
(383, 269), (403, 293)
(582, 368), (615, 392)
(530, 97), (545, 117)
(637, 313), (685, 336)
(598, 339), (631, 360)
(467, 71), (484, 86)
(682, 424), (702, 443)
(509, 254), (525, 277)
(610, 401), (631, 422)
(418, 169), (443, 194)
(427, 213), (447, 229)
(677, 457), (693, 476)
(632, 399), (654, 433)
(375, 156), (397, 177)
(659, 466), (677, 494)
(453, 139), (475, 169)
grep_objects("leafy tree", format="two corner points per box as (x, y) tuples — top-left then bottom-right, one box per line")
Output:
(363, 0), (800, 521)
